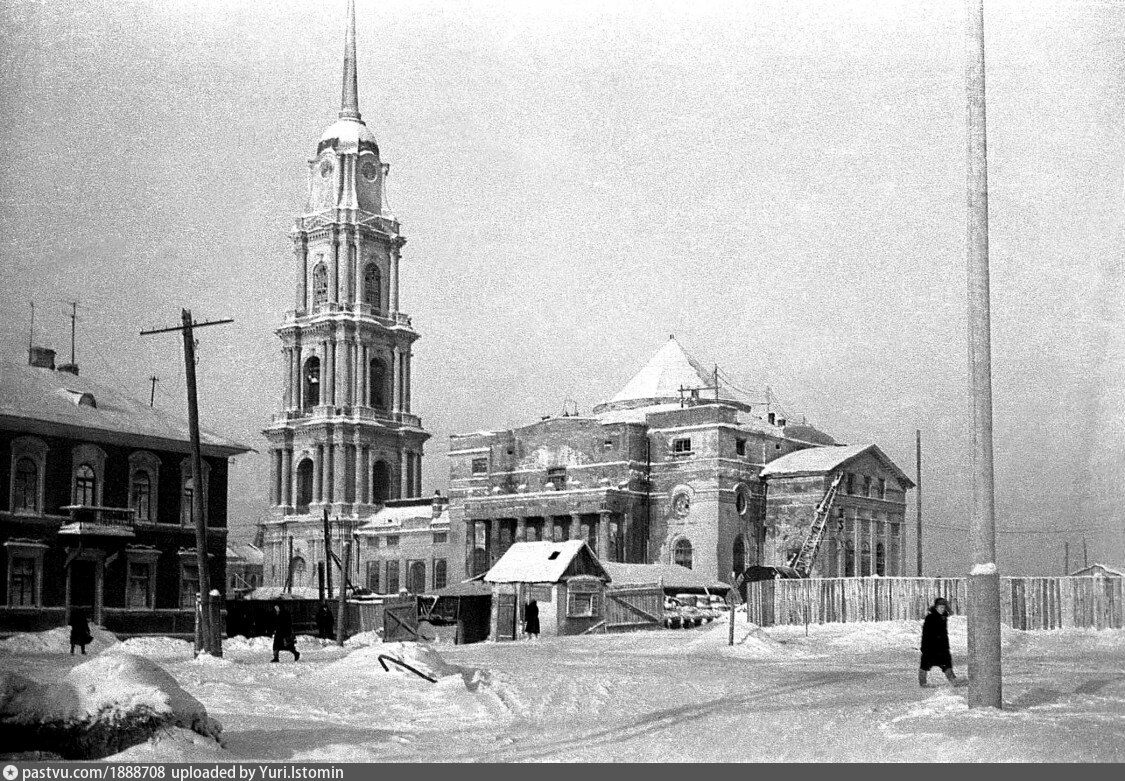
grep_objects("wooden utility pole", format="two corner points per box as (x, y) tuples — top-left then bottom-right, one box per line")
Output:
(916, 429), (923, 576)
(336, 541), (352, 646)
(965, 0), (1002, 709)
(141, 310), (233, 657)
(1083, 538), (1089, 568)
(69, 302), (78, 365)
(323, 508), (334, 600)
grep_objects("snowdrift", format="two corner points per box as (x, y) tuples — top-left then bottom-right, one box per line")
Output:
(0, 652), (223, 759)
(0, 625), (119, 655)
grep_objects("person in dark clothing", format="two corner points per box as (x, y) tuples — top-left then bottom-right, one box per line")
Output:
(69, 609), (93, 655)
(271, 605), (300, 663)
(524, 599), (540, 640)
(315, 603), (334, 640)
(919, 597), (959, 687)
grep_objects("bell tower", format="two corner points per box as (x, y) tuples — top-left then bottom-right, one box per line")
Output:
(263, 0), (429, 587)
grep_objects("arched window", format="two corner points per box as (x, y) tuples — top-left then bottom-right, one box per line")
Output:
(74, 464), (96, 506)
(289, 556), (307, 588)
(296, 459), (314, 513)
(407, 561), (426, 594)
(363, 264), (381, 309)
(312, 262), (328, 307)
(304, 357), (321, 408)
(181, 477), (195, 525)
(130, 470), (152, 521)
(875, 543), (886, 576)
(861, 541), (872, 577)
(674, 538), (693, 570)
(845, 541), (856, 577)
(732, 535), (746, 577)
(472, 548), (490, 577)
(369, 358), (387, 409)
(433, 559), (447, 591)
(13, 457), (39, 513)
(371, 460), (390, 504)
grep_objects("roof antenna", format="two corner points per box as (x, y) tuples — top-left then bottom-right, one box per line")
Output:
(68, 301), (78, 366)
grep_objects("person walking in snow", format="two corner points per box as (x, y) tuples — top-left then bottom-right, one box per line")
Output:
(271, 604), (300, 663)
(524, 599), (540, 640)
(919, 597), (960, 687)
(69, 609), (92, 655)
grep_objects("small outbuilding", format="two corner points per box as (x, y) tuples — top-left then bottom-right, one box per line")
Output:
(484, 540), (611, 640)
(1069, 563), (1124, 578)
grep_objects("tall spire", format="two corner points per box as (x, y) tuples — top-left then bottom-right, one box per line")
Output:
(339, 0), (361, 120)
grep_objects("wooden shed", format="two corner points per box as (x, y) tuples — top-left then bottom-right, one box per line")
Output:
(483, 540), (611, 640)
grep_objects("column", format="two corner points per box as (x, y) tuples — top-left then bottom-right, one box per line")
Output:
(398, 450), (407, 499)
(294, 235), (308, 311)
(269, 450), (279, 505)
(342, 337), (353, 407)
(357, 344), (367, 407)
(466, 521), (478, 577)
(390, 245), (400, 314)
(404, 351), (412, 412)
(568, 513), (581, 541)
(293, 343), (303, 410)
(353, 230), (363, 307)
(323, 338), (334, 407)
(282, 348), (292, 409)
(282, 448), (293, 510)
(391, 346), (402, 412)
(598, 512), (611, 560)
(329, 227), (340, 304)
(516, 517), (527, 543)
(345, 229), (356, 304)
(489, 519), (501, 565)
(414, 453), (422, 496)
(312, 446), (322, 504)
(335, 333), (346, 407)
(359, 446), (370, 505)
(333, 438), (347, 507)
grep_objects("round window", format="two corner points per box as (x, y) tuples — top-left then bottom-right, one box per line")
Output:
(736, 491), (747, 515)
(672, 492), (691, 518)
(361, 161), (379, 180)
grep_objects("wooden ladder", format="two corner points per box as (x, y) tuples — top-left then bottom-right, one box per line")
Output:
(787, 472), (844, 577)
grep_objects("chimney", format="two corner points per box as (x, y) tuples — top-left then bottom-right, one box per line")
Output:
(57, 363), (79, 376)
(778, 418), (786, 427)
(432, 489), (446, 518)
(28, 346), (56, 370)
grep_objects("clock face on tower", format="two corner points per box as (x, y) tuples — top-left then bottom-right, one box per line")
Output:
(361, 162), (378, 181)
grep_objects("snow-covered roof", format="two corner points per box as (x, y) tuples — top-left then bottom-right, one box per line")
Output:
(356, 501), (448, 532)
(0, 361), (250, 456)
(484, 540), (610, 584)
(1069, 563), (1124, 578)
(759, 443), (914, 487)
(596, 337), (743, 412)
(602, 562), (731, 591)
(227, 544), (264, 566)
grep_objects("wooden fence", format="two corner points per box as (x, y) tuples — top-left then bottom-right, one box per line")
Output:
(746, 576), (1124, 630)
(604, 583), (663, 632)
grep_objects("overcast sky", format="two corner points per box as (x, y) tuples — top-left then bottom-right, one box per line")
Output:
(1, 0), (1122, 576)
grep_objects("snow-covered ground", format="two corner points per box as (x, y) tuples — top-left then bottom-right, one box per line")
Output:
(2, 616), (1122, 762)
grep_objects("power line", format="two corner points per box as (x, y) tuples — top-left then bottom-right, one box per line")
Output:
(925, 522), (1121, 535)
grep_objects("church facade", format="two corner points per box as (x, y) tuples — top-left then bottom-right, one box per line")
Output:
(260, 1), (429, 592)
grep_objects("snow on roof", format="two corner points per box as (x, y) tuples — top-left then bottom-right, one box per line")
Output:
(484, 540), (609, 584)
(759, 443), (914, 487)
(357, 502), (448, 532)
(594, 402), (685, 424)
(227, 543), (264, 565)
(1069, 563), (1124, 578)
(600, 337), (739, 408)
(602, 562), (731, 591)
(0, 361), (250, 456)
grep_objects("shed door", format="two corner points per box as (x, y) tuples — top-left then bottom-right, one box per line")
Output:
(496, 593), (517, 641)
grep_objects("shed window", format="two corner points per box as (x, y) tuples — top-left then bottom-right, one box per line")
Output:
(566, 579), (603, 618)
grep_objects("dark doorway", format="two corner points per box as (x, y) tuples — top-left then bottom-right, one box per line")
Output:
(70, 560), (96, 612)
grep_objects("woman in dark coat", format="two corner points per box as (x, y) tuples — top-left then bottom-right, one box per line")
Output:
(69, 609), (92, 655)
(315, 603), (334, 640)
(271, 605), (300, 663)
(524, 599), (540, 640)
(919, 597), (958, 686)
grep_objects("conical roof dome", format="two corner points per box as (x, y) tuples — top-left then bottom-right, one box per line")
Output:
(594, 337), (744, 413)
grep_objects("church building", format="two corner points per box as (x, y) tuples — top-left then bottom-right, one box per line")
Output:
(260, 1), (430, 592)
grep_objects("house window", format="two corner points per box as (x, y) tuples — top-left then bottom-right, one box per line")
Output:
(546, 466), (567, 490)
(471, 458), (488, 474)
(127, 562), (154, 608)
(566, 578), (603, 618)
(366, 561), (381, 593)
(672, 437), (692, 455)
(181, 479), (195, 525)
(878, 478), (886, 500)
(603, 439), (613, 451)
(845, 541), (856, 577)
(8, 556), (37, 606)
(736, 438), (746, 456)
(407, 561), (426, 594)
(131, 471), (153, 521)
(13, 457), (39, 513)
(74, 464), (96, 506)
(385, 535), (399, 548)
(364, 263), (381, 309)
(861, 542), (872, 576)
(845, 473), (855, 495)
(674, 538), (693, 569)
(179, 459), (209, 527)
(180, 564), (200, 608)
(875, 543), (886, 576)
(433, 559), (447, 591)
(863, 476), (872, 498)
(312, 262), (328, 306)
(385, 560), (400, 593)
(432, 532), (448, 544)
